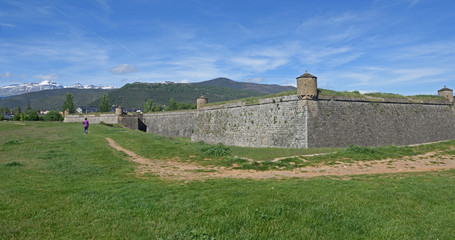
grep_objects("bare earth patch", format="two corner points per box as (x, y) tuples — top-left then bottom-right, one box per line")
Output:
(105, 138), (455, 181)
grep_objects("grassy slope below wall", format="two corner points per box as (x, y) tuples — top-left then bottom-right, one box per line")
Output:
(1, 121), (455, 239)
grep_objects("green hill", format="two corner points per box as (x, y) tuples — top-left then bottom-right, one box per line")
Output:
(89, 82), (264, 109)
(0, 88), (112, 111)
(195, 77), (296, 94)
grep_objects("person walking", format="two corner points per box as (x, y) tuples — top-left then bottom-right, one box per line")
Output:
(83, 118), (89, 134)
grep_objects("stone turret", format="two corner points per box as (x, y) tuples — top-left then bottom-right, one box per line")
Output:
(438, 86), (453, 103)
(197, 96), (208, 110)
(297, 71), (318, 99)
(115, 106), (123, 116)
(64, 109), (70, 116)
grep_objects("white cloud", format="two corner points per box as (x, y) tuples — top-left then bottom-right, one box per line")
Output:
(35, 73), (58, 80)
(358, 90), (378, 94)
(179, 79), (190, 83)
(373, 0), (421, 9)
(0, 23), (16, 28)
(111, 64), (137, 74)
(0, 72), (11, 77)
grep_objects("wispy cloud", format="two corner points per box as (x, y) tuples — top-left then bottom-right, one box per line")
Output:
(0, 72), (11, 78)
(111, 64), (137, 74)
(34, 73), (58, 80)
(373, 0), (421, 9)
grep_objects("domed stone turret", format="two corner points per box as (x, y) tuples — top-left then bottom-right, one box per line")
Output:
(197, 96), (208, 110)
(438, 86), (453, 103)
(297, 71), (318, 100)
(115, 106), (123, 115)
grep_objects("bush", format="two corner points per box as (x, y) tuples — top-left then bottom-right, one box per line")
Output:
(43, 111), (63, 121)
(13, 113), (20, 121)
(199, 143), (232, 157)
(27, 111), (40, 121)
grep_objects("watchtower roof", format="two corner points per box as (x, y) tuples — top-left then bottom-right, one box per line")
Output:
(438, 86), (453, 92)
(198, 95), (208, 100)
(297, 71), (317, 79)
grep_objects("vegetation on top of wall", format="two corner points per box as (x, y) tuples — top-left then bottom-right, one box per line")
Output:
(409, 94), (447, 100)
(318, 89), (365, 98)
(204, 88), (448, 107)
(205, 90), (298, 106)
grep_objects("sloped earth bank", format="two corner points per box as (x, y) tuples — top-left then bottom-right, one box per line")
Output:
(106, 138), (455, 181)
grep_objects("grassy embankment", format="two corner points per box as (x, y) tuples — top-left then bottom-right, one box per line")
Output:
(205, 89), (446, 107)
(1, 121), (455, 239)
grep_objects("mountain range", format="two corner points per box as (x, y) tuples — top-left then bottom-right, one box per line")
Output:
(0, 77), (296, 111)
(194, 77), (295, 94)
(0, 80), (116, 98)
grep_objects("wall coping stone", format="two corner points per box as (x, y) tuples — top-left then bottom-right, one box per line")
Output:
(199, 94), (451, 111)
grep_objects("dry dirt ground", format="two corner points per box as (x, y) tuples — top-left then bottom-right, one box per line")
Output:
(105, 138), (455, 181)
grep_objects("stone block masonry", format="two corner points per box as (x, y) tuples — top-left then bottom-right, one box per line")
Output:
(63, 113), (119, 124)
(192, 95), (455, 148)
(143, 111), (196, 137)
(307, 98), (455, 148)
(63, 87), (455, 148)
(192, 97), (309, 148)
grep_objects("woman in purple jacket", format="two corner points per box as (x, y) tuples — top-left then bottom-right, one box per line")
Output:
(83, 118), (89, 134)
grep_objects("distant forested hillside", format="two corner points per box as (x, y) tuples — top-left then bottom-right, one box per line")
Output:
(0, 88), (112, 111)
(89, 83), (264, 109)
(194, 77), (296, 94)
(0, 77), (295, 111)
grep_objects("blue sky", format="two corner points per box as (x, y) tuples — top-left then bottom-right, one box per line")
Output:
(1, 0), (454, 95)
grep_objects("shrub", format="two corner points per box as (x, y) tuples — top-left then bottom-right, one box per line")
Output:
(199, 143), (232, 157)
(44, 111), (63, 121)
(5, 161), (24, 167)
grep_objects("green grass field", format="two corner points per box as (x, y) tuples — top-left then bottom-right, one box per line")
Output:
(1, 122), (455, 239)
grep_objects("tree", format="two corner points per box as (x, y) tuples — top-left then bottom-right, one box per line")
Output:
(153, 105), (163, 112)
(27, 111), (39, 121)
(43, 111), (63, 121)
(0, 106), (10, 113)
(164, 98), (177, 111)
(19, 113), (28, 121)
(63, 92), (75, 113)
(144, 99), (153, 113)
(26, 102), (32, 112)
(99, 94), (110, 112)
(14, 106), (21, 115)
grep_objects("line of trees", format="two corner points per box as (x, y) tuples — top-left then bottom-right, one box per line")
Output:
(63, 92), (111, 113)
(143, 98), (196, 113)
(2, 93), (197, 122)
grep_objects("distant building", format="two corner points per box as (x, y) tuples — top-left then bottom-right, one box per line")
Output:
(162, 81), (175, 85)
(2, 114), (13, 120)
(76, 107), (99, 113)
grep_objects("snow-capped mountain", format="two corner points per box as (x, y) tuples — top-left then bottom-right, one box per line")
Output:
(0, 80), (116, 98)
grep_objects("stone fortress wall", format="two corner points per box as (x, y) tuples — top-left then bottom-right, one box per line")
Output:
(64, 72), (455, 148)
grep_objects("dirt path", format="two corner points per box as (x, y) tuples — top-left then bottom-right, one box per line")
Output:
(105, 138), (455, 181)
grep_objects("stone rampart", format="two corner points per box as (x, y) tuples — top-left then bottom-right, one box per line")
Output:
(192, 98), (308, 148)
(63, 113), (119, 124)
(307, 98), (455, 147)
(63, 95), (455, 149)
(143, 111), (196, 137)
(192, 95), (455, 148)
